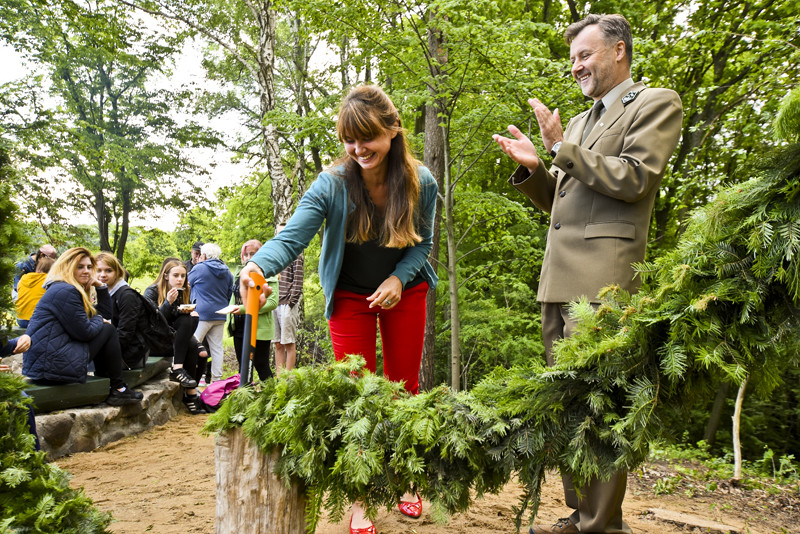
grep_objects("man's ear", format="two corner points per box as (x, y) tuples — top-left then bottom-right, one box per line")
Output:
(614, 40), (626, 63)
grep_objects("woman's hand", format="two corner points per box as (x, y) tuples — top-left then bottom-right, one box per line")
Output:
(13, 335), (31, 354)
(367, 275), (402, 309)
(167, 287), (179, 305)
(238, 262), (271, 309)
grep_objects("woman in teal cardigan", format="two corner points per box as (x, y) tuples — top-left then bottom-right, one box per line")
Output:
(239, 84), (437, 534)
(227, 239), (279, 381)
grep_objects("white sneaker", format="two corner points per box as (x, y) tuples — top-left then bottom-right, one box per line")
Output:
(198, 378), (207, 387)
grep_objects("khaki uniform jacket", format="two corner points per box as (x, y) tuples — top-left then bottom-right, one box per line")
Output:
(510, 82), (683, 303)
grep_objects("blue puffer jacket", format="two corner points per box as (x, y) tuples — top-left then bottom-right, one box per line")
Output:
(22, 281), (112, 384)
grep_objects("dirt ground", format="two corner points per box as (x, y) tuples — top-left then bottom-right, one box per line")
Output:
(56, 413), (799, 534)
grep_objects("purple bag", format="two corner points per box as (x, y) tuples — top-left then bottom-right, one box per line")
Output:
(200, 374), (240, 411)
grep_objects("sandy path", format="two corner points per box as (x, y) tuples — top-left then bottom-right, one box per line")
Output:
(56, 413), (783, 534)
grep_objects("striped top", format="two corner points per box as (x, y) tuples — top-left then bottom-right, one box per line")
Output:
(278, 255), (304, 307)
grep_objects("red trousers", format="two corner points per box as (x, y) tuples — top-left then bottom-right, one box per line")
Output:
(329, 282), (429, 395)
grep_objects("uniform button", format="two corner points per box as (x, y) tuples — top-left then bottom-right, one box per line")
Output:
(559, 190), (566, 197)
(554, 223), (561, 229)
(566, 161), (574, 169)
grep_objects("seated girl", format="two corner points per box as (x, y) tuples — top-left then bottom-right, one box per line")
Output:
(22, 247), (143, 406)
(144, 259), (206, 414)
(15, 255), (54, 328)
(95, 252), (151, 370)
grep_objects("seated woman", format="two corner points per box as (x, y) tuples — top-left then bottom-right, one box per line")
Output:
(15, 255), (54, 328)
(95, 252), (150, 370)
(22, 247), (143, 406)
(227, 239), (279, 382)
(144, 258), (206, 414)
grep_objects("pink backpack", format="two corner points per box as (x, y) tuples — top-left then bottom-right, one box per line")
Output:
(200, 374), (240, 411)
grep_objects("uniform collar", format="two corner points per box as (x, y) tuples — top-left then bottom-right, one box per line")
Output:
(600, 78), (634, 112)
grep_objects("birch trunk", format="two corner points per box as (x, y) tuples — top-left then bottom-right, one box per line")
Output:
(732, 376), (748, 481)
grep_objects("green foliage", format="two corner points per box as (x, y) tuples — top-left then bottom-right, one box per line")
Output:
(205, 357), (513, 532)
(2, 0), (217, 257)
(776, 86), (800, 143)
(0, 372), (112, 532)
(205, 129), (800, 532)
(0, 142), (28, 323)
(122, 228), (180, 283)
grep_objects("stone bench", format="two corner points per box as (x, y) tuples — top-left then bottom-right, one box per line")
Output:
(26, 356), (172, 413)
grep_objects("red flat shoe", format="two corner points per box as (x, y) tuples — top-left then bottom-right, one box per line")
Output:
(349, 515), (376, 534)
(398, 492), (422, 519)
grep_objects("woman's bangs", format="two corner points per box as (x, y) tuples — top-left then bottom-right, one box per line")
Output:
(338, 105), (383, 141)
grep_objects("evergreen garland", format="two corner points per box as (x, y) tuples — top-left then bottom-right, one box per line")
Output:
(205, 99), (800, 533)
(0, 143), (111, 533)
(0, 372), (112, 533)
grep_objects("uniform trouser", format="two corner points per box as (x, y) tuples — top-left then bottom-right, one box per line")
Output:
(193, 320), (225, 382)
(541, 302), (632, 534)
(328, 282), (428, 395)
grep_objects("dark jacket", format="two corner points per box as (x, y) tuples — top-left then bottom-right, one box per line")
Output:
(187, 259), (234, 321)
(23, 281), (112, 383)
(108, 284), (149, 368)
(144, 284), (182, 325)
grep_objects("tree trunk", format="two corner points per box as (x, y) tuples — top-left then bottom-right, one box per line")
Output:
(419, 13), (447, 392)
(732, 376), (748, 481)
(253, 1), (292, 225)
(215, 427), (306, 533)
(703, 381), (730, 447)
(442, 138), (461, 391)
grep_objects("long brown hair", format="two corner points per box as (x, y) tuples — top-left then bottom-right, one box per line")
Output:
(335, 85), (422, 249)
(155, 259), (190, 306)
(45, 247), (97, 317)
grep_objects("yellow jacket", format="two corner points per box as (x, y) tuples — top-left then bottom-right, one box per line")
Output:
(15, 272), (48, 321)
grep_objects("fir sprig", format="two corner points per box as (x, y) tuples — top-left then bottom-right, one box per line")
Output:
(0, 372), (112, 533)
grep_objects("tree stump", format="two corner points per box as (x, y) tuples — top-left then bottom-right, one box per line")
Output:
(215, 427), (306, 533)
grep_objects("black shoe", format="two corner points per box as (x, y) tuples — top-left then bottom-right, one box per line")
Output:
(170, 367), (198, 388)
(183, 393), (206, 415)
(107, 387), (143, 406)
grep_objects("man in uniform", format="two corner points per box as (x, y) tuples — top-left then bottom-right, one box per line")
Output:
(493, 13), (683, 534)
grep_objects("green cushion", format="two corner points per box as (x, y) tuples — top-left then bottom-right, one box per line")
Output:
(26, 376), (111, 414)
(121, 356), (172, 388)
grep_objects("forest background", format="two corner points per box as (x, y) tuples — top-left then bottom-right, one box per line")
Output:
(1, 0), (799, 475)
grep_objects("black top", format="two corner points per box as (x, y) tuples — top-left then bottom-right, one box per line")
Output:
(337, 238), (424, 294)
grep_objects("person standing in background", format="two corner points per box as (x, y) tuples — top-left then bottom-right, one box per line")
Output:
(272, 223), (304, 375)
(184, 241), (204, 275)
(493, 13), (683, 534)
(228, 239), (279, 381)
(188, 243), (233, 384)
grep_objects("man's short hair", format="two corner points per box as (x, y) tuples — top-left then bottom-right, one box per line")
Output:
(191, 240), (204, 252)
(201, 243), (222, 260)
(565, 14), (633, 66)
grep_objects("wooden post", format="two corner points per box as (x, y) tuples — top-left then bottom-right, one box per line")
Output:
(215, 427), (306, 533)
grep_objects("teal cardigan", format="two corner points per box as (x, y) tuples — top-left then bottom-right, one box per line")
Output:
(250, 165), (439, 319)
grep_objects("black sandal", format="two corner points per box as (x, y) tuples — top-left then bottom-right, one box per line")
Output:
(183, 393), (206, 415)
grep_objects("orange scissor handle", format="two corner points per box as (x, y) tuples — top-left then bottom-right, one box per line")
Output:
(244, 271), (267, 348)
